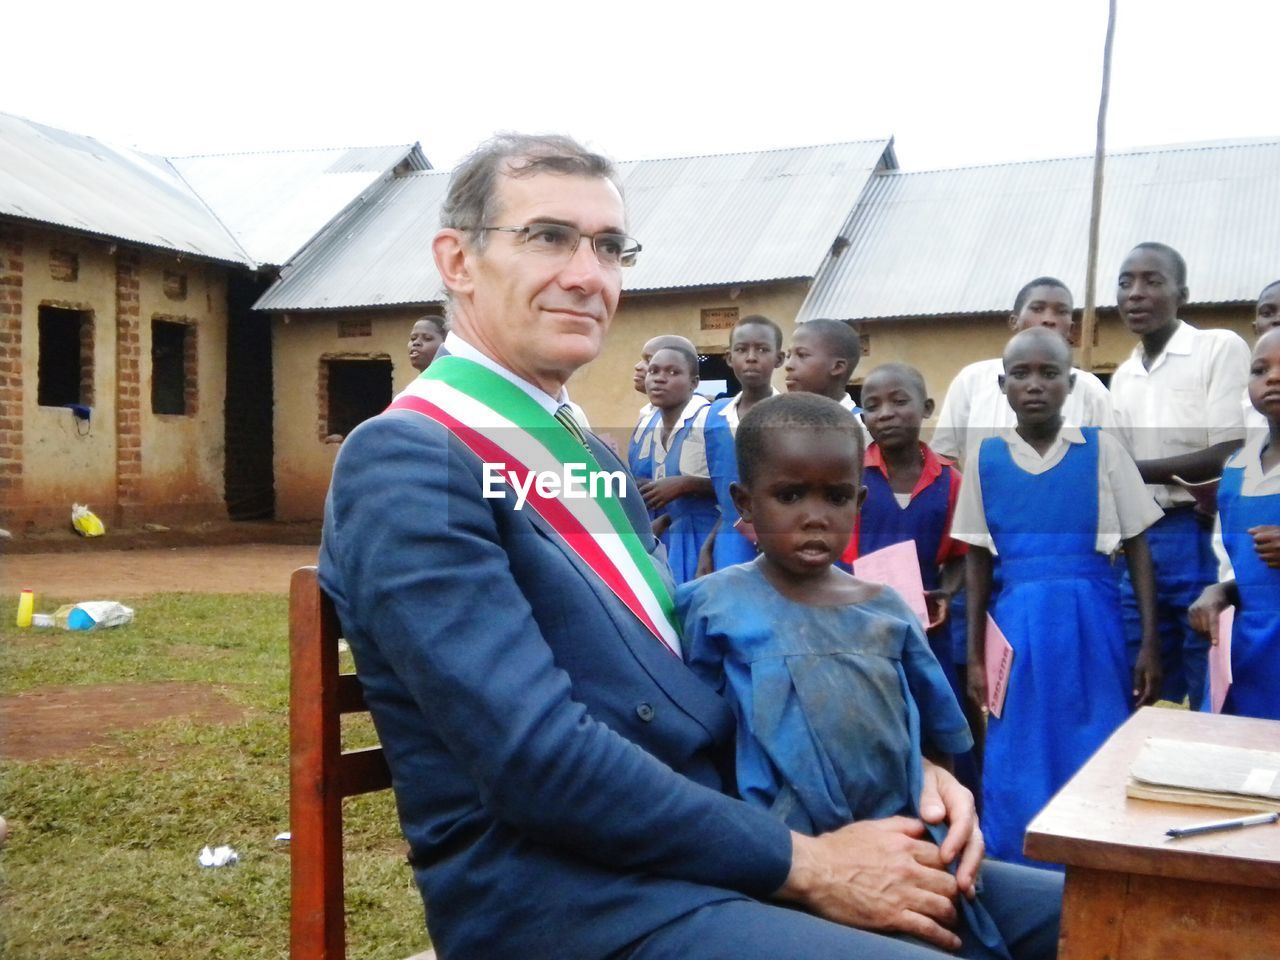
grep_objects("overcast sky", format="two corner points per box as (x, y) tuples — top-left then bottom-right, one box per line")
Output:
(4, 0), (1276, 171)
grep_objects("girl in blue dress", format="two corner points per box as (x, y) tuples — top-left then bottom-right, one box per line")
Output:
(640, 344), (716, 584)
(678, 392), (1013, 959)
(1190, 327), (1280, 719)
(952, 329), (1163, 867)
(704, 315), (783, 570)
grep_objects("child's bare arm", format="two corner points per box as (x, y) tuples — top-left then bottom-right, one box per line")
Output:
(1122, 532), (1162, 706)
(964, 548), (993, 712)
(1189, 580), (1239, 642)
(695, 519), (720, 578)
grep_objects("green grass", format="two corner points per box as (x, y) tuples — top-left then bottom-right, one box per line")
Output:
(0, 594), (428, 959)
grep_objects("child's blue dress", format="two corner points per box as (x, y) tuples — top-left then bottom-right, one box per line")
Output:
(627, 408), (661, 489)
(977, 428), (1130, 866)
(1213, 447), (1280, 719)
(678, 562), (1011, 959)
(704, 397), (757, 569)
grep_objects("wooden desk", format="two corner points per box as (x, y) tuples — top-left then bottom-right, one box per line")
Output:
(1025, 707), (1280, 960)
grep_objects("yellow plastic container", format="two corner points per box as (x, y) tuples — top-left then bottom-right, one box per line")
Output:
(16, 588), (34, 628)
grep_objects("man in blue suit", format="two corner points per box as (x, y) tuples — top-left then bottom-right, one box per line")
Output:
(319, 133), (1061, 959)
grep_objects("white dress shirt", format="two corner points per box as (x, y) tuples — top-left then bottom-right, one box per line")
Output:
(951, 424), (1162, 556)
(1109, 321), (1251, 509)
(931, 357), (1114, 465)
(1212, 431), (1280, 581)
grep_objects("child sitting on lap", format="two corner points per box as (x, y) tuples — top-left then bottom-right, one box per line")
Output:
(677, 392), (1011, 958)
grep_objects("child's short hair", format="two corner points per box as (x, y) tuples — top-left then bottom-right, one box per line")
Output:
(797, 318), (861, 362)
(733, 314), (784, 351)
(652, 342), (700, 376)
(1012, 277), (1072, 315)
(1003, 326), (1073, 370)
(863, 362), (928, 403)
(415, 313), (447, 335)
(1259, 279), (1280, 301)
(735, 393), (863, 487)
(1129, 242), (1188, 287)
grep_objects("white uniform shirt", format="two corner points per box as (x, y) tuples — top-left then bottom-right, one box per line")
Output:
(1109, 321), (1250, 509)
(951, 425), (1162, 556)
(931, 357), (1114, 465)
(652, 396), (711, 481)
(838, 394), (873, 446)
(1212, 431), (1280, 581)
(718, 388), (779, 436)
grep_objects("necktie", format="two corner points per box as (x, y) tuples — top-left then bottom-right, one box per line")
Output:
(555, 404), (588, 447)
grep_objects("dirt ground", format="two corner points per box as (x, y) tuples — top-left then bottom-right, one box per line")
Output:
(2, 541), (319, 761)
(1, 543), (321, 597)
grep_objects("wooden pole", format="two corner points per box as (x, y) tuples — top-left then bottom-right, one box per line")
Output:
(1079, 0), (1118, 370)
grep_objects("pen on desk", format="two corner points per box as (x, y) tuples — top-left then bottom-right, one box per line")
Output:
(1165, 811), (1280, 840)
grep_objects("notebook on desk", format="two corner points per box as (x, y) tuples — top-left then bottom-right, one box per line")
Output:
(1127, 736), (1280, 812)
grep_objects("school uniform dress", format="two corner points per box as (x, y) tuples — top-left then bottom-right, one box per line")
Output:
(1110, 320), (1251, 708)
(932, 358), (1113, 466)
(704, 390), (777, 569)
(952, 426), (1162, 866)
(652, 396), (717, 584)
(1210, 433), (1280, 719)
(628, 402), (661, 487)
(678, 563), (1012, 960)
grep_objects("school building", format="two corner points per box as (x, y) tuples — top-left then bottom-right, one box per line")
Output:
(2, 108), (1277, 532)
(0, 109), (428, 532)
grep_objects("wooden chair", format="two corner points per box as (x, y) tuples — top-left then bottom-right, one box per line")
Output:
(289, 565), (435, 960)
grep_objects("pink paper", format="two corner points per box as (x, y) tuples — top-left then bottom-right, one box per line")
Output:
(984, 614), (1014, 719)
(853, 539), (929, 628)
(1209, 606), (1234, 714)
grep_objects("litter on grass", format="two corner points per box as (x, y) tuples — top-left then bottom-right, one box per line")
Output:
(198, 845), (239, 868)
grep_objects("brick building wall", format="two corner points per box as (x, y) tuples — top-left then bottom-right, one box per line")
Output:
(114, 249), (143, 521)
(0, 226), (22, 503)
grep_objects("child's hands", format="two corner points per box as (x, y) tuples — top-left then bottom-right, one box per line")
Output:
(1249, 525), (1280, 568)
(1132, 645), (1163, 707)
(923, 591), (949, 630)
(639, 477), (692, 511)
(1189, 583), (1232, 643)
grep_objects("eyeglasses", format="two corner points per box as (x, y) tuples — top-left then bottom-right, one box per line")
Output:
(473, 222), (642, 268)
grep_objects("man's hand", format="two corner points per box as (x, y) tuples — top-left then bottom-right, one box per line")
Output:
(918, 758), (983, 897)
(1250, 525), (1280, 569)
(776, 819), (961, 951)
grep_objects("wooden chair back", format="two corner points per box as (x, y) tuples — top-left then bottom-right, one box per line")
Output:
(288, 565), (398, 959)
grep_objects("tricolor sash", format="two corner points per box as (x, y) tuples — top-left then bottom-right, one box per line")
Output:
(389, 356), (682, 657)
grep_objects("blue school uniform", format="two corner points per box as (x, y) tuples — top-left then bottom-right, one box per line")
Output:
(627, 407), (661, 487)
(704, 396), (760, 569)
(678, 563), (1011, 959)
(1213, 451), (1280, 719)
(977, 428), (1130, 867)
(653, 402), (718, 585)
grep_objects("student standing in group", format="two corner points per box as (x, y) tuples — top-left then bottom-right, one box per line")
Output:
(784, 318), (870, 443)
(679, 392), (1059, 959)
(1243, 280), (1280, 435)
(1189, 328), (1280, 720)
(954, 328), (1163, 867)
(703, 315), (784, 570)
(628, 334), (698, 486)
(1109, 242), (1251, 709)
(407, 315), (447, 373)
(641, 344), (717, 584)
(932, 278), (1112, 467)
(852, 363), (982, 799)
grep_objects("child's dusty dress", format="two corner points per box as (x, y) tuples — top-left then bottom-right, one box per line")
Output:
(677, 562), (1011, 959)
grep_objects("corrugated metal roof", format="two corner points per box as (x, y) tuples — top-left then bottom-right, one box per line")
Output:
(255, 170), (452, 311)
(799, 139), (1280, 323)
(254, 140), (894, 312)
(168, 144), (429, 265)
(0, 112), (252, 264)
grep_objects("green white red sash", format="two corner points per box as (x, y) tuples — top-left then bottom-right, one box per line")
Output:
(389, 356), (682, 657)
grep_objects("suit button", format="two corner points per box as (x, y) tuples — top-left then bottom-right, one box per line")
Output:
(635, 702), (655, 722)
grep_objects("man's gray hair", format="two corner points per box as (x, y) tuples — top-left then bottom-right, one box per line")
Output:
(440, 133), (622, 250)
